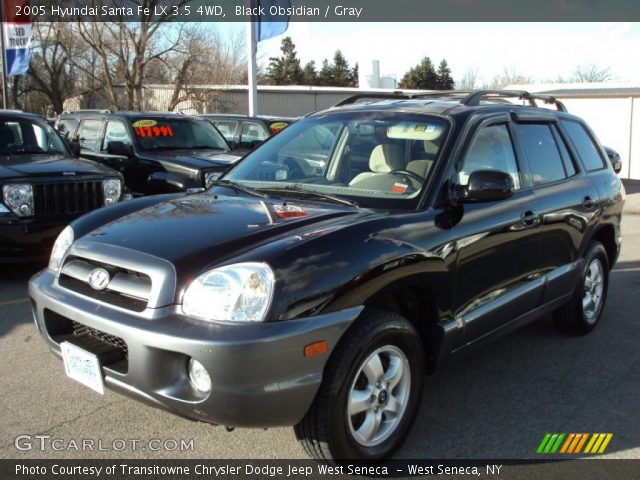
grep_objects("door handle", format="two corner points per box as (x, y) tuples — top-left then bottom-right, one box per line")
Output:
(583, 196), (595, 209)
(521, 210), (540, 227)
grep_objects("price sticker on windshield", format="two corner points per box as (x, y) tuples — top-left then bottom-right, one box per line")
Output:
(133, 124), (175, 138)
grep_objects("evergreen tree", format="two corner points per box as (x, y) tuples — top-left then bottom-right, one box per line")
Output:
(399, 57), (438, 89)
(436, 59), (455, 90)
(301, 61), (317, 85)
(331, 50), (351, 86)
(318, 59), (333, 86)
(266, 37), (303, 85)
(350, 62), (359, 87)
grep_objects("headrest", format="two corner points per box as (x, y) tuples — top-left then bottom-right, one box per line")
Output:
(369, 144), (404, 173)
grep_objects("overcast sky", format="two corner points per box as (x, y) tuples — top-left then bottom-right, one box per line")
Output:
(222, 22), (640, 85)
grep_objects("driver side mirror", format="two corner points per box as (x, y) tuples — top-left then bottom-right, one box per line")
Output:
(452, 170), (515, 204)
(68, 140), (81, 157)
(107, 141), (133, 157)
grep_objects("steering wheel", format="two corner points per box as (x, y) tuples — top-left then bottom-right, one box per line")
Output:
(389, 170), (425, 183)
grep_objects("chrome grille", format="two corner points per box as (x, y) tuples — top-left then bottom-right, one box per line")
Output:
(59, 257), (151, 312)
(33, 181), (103, 216)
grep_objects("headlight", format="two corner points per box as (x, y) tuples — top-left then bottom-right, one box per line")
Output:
(48, 225), (74, 272)
(2, 183), (34, 216)
(182, 262), (274, 323)
(102, 178), (122, 206)
(205, 171), (221, 188)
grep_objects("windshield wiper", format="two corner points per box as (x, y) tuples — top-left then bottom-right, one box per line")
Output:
(257, 185), (358, 208)
(209, 179), (267, 198)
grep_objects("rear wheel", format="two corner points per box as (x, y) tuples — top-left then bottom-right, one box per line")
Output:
(294, 310), (425, 462)
(553, 242), (609, 335)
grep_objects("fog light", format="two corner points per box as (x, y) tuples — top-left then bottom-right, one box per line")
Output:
(188, 358), (211, 393)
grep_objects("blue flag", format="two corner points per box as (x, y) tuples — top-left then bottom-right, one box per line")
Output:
(256, 0), (290, 42)
(3, 0), (32, 76)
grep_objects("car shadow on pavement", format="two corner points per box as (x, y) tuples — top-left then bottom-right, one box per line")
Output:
(396, 260), (640, 459)
(0, 261), (47, 338)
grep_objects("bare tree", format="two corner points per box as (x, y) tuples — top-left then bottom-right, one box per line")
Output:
(487, 67), (533, 89)
(26, 23), (77, 114)
(571, 63), (613, 83)
(458, 66), (479, 90)
(164, 26), (246, 112)
(68, 1), (192, 110)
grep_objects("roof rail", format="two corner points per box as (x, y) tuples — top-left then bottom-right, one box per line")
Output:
(527, 94), (567, 112)
(460, 90), (537, 107)
(61, 109), (111, 114)
(334, 92), (409, 107)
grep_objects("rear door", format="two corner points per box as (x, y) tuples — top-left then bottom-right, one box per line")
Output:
(513, 121), (595, 303)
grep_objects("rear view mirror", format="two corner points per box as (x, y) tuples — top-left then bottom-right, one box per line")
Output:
(107, 141), (132, 157)
(453, 170), (515, 203)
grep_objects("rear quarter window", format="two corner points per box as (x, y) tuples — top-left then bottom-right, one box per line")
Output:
(561, 120), (606, 171)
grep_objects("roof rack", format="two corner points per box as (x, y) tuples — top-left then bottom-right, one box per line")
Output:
(333, 89), (569, 112)
(61, 109), (111, 114)
(334, 92), (409, 107)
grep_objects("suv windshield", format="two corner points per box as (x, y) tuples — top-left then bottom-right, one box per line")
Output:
(225, 112), (449, 207)
(0, 118), (67, 156)
(131, 117), (229, 151)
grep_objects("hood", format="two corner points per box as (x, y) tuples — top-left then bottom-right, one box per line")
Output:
(0, 154), (118, 178)
(141, 150), (242, 170)
(81, 193), (361, 270)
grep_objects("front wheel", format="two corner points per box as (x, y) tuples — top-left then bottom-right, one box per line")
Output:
(553, 241), (609, 335)
(294, 310), (425, 462)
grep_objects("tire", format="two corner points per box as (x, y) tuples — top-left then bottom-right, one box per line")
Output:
(553, 242), (609, 335)
(294, 310), (425, 462)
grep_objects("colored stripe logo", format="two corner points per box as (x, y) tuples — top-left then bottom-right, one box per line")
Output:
(537, 433), (613, 454)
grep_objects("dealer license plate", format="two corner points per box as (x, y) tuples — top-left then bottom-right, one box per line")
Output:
(60, 342), (104, 394)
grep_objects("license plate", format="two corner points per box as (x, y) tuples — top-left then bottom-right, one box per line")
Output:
(60, 342), (104, 394)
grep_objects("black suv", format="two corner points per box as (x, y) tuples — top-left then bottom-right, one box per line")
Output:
(56, 111), (242, 196)
(31, 91), (624, 461)
(0, 111), (123, 260)
(200, 114), (296, 152)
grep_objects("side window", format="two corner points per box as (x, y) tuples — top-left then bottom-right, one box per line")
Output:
(77, 119), (102, 152)
(214, 121), (238, 142)
(515, 124), (568, 185)
(561, 120), (606, 171)
(56, 119), (78, 139)
(458, 124), (520, 189)
(240, 122), (269, 149)
(102, 121), (131, 151)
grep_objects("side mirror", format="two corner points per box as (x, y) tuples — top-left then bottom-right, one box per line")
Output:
(604, 146), (622, 174)
(453, 170), (515, 203)
(68, 140), (81, 157)
(107, 141), (133, 157)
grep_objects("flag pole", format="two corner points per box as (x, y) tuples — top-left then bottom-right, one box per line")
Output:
(247, 0), (258, 117)
(0, 6), (8, 109)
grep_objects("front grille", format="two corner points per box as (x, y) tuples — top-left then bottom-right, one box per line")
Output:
(59, 257), (151, 312)
(44, 310), (128, 373)
(33, 181), (103, 216)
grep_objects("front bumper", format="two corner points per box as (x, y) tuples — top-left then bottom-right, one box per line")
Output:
(0, 218), (68, 260)
(29, 269), (361, 428)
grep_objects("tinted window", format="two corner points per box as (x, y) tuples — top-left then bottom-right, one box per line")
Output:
(552, 127), (577, 177)
(458, 124), (520, 189)
(131, 118), (228, 151)
(516, 124), (567, 185)
(77, 119), (102, 151)
(562, 120), (606, 171)
(57, 118), (78, 139)
(0, 119), (66, 155)
(102, 121), (131, 151)
(240, 122), (269, 149)
(213, 120), (238, 142)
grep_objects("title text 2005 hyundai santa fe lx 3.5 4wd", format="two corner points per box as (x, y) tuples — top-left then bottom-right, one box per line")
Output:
(30, 91), (624, 461)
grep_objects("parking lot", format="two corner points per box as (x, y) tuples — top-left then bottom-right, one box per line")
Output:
(1, 201), (639, 461)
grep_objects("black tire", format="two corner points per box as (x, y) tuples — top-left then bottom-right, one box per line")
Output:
(553, 242), (609, 335)
(294, 310), (425, 462)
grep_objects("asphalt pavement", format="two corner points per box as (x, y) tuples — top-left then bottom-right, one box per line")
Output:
(1, 200), (639, 461)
